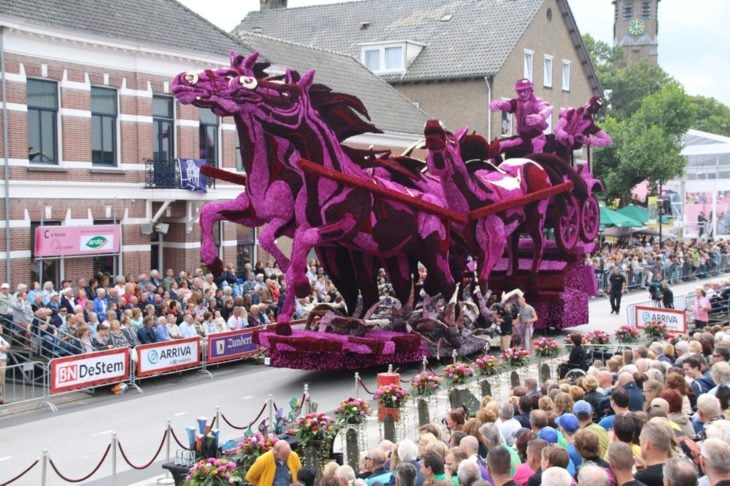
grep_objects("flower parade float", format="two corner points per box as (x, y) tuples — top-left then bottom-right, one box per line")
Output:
(172, 53), (609, 371)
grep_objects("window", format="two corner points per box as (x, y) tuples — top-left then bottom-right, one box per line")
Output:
(562, 60), (571, 91)
(523, 50), (534, 82)
(199, 108), (219, 168)
(91, 87), (117, 165)
(27, 79), (58, 164)
(361, 45), (404, 74)
(641, 1), (651, 18)
(623, 1), (634, 20)
(153, 95), (174, 162)
(545, 113), (553, 134)
(543, 55), (553, 88)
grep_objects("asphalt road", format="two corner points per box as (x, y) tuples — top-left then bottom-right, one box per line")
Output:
(0, 275), (721, 485)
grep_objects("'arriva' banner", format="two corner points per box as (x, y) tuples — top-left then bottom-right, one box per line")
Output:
(136, 338), (201, 377)
(50, 348), (130, 394)
(634, 305), (687, 334)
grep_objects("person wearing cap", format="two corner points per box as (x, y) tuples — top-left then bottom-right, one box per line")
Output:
(489, 78), (553, 154)
(556, 413), (583, 470)
(0, 283), (13, 333)
(536, 427), (577, 477)
(574, 400), (609, 458)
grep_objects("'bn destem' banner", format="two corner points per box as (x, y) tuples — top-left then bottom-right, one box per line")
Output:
(50, 348), (130, 394)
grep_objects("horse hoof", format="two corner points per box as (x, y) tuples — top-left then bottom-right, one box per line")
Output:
(275, 323), (292, 336)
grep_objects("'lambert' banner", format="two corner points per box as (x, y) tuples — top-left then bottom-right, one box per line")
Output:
(178, 158), (207, 192)
(49, 348), (130, 394)
(34, 224), (121, 258)
(634, 305), (687, 334)
(136, 338), (201, 377)
(207, 329), (259, 363)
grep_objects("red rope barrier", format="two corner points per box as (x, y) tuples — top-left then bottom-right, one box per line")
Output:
(221, 402), (267, 430)
(209, 415), (217, 429)
(357, 377), (375, 395)
(48, 444), (112, 483)
(170, 428), (192, 450)
(0, 459), (39, 486)
(118, 431), (167, 470)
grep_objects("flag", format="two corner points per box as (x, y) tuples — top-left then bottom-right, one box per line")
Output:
(178, 159), (207, 192)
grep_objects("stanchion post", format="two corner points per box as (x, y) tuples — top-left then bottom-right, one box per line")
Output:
(216, 406), (221, 430)
(354, 372), (359, 398)
(452, 349), (458, 364)
(157, 419), (175, 485)
(267, 394), (274, 430)
(388, 364), (393, 373)
(303, 383), (310, 413)
(111, 432), (118, 486)
(41, 449), (48, 486)
(422, 356), (428, 372)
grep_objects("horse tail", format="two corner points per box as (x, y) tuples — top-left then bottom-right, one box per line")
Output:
(526, 153), (588, 200)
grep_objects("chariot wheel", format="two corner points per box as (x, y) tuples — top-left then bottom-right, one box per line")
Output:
(555, 194), (580, 253)
(579, 195), (600, 242)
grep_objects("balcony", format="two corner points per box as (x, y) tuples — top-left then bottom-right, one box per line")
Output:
(144, 158), (215, 189)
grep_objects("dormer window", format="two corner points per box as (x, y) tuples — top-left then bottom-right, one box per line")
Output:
(360, 41), (424, 75)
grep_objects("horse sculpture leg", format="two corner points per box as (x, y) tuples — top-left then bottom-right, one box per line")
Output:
(258, 180), (296, 271)
(526, 200), (549, 273)
(258, 218), (292, 272)
(475, 215), (507, 286)
(199, 194), (261, 275)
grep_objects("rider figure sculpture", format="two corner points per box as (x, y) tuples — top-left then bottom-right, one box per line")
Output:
(489, 78), (552, 153)
(555, 96), (612, 150)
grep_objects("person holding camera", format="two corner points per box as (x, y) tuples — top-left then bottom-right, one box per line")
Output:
(493, 302), (514, 351)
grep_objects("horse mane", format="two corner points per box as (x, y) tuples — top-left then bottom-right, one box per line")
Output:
(309, 83), (383, 140)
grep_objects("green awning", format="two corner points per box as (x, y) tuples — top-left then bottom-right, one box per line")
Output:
(616, 204), (649, 225)
(600, 206), (644, 228)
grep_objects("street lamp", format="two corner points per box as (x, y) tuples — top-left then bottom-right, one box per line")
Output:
(658, 181), (663, 248)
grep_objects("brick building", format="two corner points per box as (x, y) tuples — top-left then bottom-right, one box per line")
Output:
(0, 0), (428, 287)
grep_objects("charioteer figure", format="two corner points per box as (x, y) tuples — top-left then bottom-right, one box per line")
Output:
(489, 78), (552, 154)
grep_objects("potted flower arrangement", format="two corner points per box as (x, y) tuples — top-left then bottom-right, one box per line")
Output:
(224, 432), (276, 473)
(410, 371), (442, 397)
(564, 333), (588, 345)
(586, 330), (611, 345)
(442, 362), (474, 387)
(533, 337), (560, 357)
(643, 321), (668, 339)
(474, 354), (500, 376)
(184, 458), (244, 485)
(501, 347), (530, 367)
(335, 397), (372, 426)
(374, 383), (410, 421)
(615, 325), (639, 344)
(295, 412), (338, 448)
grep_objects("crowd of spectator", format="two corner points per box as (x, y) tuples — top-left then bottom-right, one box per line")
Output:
(307, 327), (730, 486)
(0, 259), (345, 359)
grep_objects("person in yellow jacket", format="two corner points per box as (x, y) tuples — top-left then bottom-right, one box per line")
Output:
(245, 439), (301, 486)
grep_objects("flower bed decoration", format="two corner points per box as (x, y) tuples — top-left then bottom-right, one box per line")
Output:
(643, 321), (668, 339)
(586, 330), (611, 345)
(224, 432), (276, 473)
(295, 412), (338, 447)
(615, 325), (639, 343)
(373, 383), (410, 408)
(501, 347), (530, 367)
(335, 397), (372, 425)
(442, 362), (474, 386)
(184, 458), (243, 485)
(474, 354), (501, 376)
(410, 371), (442, 397)
(564, 333), (588, 345)
(533, 337), (560, 357)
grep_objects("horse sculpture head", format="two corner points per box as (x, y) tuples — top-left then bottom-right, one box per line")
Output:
(424, 120), (469, 178)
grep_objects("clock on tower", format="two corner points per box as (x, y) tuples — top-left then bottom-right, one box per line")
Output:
(628, 18), (646, 36)
(613, 0), (659, 65)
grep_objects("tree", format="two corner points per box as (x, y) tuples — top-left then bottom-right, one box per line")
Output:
(594, 82), (693, 203)
(689, 95), (730, 136)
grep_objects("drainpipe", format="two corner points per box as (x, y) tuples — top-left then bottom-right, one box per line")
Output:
(484, 75), (493, 140)
(1, 26), (11, 283)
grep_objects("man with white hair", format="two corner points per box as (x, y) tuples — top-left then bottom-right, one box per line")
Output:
(675, 341), (690, 364)
(457, 460), (482, 486)
(335, 465), (356, 486)
(704, 419), (730, 444)
(696, 395), (723, 436)
(497, 401), (521, 446)
(577, 463), (609, 486)
(478, 423), (521, 475)
(542, 467), (573, 486)
(460, 435), (489, 480)
(699, 438), (730, 486)
(707, 361), (730, 397)
(396, 439), (424, 486)
(662, 457), (698, 486)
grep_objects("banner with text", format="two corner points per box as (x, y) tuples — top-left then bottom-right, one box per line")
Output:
(634, 305), (687, 334)
(136, 338), (201, 377)
(34, 224), (121, 258)
(50, 348), (130, 394)
(207, 329), (259, 363)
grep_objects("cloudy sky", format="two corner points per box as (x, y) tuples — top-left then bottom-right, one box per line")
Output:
(179, 0), (730, 106)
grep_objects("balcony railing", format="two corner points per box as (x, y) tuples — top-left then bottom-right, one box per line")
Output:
(144, 158), (215, 189)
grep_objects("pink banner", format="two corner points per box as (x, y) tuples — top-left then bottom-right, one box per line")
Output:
(34, 224), (121, 257)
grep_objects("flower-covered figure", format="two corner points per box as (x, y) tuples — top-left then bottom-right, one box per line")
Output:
(410, 371), (442, 397)
(335, 397), (372, 425)
(442, 362), (474, 386)
(533, 337), (560, 357)
(489, 78), (553, 153)
(373, 383), (410, 408)
(643, 321), (668, 339)
(184, 458), (243, 485)
(615, 325), (639, 344)
(475, 355), (500, 376)
(501, 347), (530, 367)
(295, 412), (338, 446)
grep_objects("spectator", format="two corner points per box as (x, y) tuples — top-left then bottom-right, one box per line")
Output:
(662, 457), (698, 486)
(577, 463), (610, 486)
(608, 266), (627, 315)
(394, 463), (417, 486)
(699, 438), (730, 486)
(365, 449), (393, 486)
(516, 296), (537, 353)
(635, 419), (674, 486)
(541, 467), (572, 486)
(607, 442), (641, 486)
(556, 413), (583, 469)
(486, 446), (516, 486)
(513, 439), (546, 486)
(574, 400), (610, 458)
(245, 439), (301, 486)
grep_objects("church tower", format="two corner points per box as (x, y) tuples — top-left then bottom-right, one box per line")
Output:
(260, 0), (287, 10)
(613, 0), (660, 65)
